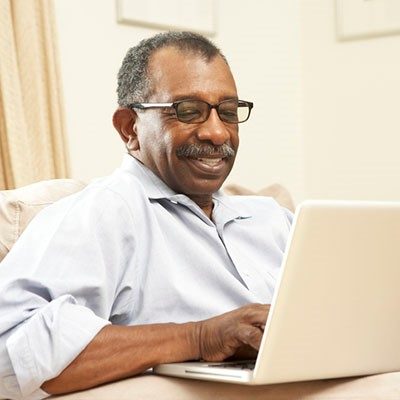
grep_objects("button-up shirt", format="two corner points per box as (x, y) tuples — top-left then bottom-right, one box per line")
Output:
(0, 154), (293, 399)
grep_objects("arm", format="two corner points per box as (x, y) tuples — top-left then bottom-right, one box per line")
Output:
(42, 323), (199, 394)
(42, 303), (269, 395)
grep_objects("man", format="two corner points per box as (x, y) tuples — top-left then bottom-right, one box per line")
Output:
(0, 32), (292, 399)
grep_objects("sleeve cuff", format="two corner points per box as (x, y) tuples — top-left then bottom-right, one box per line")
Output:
(6, 295), (110, 398)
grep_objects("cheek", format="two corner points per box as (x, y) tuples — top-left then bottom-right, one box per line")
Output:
(146, 128), (183, 165)
(163, 124), (194, 153)
(138, 115), (172, 155)
(163, 132), (176, 152)
(229, 127), (240, 149)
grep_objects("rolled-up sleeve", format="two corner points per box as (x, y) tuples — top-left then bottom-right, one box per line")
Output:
(6, 296), (110, 399)
(0, 186), (135, 399)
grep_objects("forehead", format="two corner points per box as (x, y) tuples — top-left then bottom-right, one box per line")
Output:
(146, 46), (237, 102)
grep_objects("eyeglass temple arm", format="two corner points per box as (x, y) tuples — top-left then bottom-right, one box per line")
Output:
(128, 103), (173, 109)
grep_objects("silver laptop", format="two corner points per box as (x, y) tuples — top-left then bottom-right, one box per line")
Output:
(154, 200), (400, 384)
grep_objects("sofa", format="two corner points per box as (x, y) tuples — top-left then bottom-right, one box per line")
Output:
(1, 179), (400, 399)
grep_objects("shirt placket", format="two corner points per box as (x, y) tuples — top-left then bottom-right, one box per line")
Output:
(215, 220), (275, 303)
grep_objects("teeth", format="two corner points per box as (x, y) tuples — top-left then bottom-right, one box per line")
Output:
(197, 158), (222, 166)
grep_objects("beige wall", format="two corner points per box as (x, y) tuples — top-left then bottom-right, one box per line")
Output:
(301, 0), (400, 201)
(55, 0), (400, 204)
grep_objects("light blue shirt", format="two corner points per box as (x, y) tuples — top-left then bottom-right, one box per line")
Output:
(0, 154), (293, 399)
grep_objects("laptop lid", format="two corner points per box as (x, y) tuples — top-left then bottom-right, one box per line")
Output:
(253, 200), (400, 384)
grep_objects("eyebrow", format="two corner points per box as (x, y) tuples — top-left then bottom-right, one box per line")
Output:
(169, 94), (239, 103)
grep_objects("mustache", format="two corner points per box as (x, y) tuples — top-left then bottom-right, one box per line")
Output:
(176, 143), (235, 159)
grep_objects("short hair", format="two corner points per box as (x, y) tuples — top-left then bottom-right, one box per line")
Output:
(117, 31), (228, 106)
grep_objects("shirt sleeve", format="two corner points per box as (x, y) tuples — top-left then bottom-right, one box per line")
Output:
(0, 186), (135, 399)
(6, 297), (109, 399)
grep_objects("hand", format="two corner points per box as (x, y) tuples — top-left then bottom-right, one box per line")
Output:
(196, 303), (270, 362)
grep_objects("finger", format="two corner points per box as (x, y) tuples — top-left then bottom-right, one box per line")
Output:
(256, 324), (266, 332)
(240, 304), (270, 325)
(233, 345), (258, 360)
(237, 325), (264, 350)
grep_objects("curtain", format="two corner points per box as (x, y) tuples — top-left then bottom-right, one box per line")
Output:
(0, 0), (69, 189)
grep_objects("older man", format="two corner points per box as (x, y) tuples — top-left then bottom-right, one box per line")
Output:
(0, 32), (292, 399)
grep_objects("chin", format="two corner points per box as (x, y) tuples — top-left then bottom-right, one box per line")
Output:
(183, 180), (225, 197)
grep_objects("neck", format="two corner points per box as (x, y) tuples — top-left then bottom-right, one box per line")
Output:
(189, 194), (214, 219)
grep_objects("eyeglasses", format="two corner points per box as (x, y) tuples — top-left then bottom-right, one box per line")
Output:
(128, 99), (253, 124)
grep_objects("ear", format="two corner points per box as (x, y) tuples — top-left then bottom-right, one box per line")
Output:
(112, 107), (140, 151)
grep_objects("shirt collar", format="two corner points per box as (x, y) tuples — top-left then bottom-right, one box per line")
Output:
(120, 153), (176, 199)
(119, 153), (252, 223)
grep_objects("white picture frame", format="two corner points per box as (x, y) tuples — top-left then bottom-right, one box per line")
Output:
(336, 0), (400, 41)
(116, 0), (216, 36)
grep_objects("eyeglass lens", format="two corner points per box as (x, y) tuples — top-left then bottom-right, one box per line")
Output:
(175, 100), (250, 124)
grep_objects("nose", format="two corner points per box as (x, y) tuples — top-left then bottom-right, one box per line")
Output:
(196, 109), (232, 145)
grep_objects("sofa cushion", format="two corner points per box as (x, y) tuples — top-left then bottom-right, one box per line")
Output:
(0, 179), (85, 262)
(50, 370), (400, 400)
(223, 183), (295, 212)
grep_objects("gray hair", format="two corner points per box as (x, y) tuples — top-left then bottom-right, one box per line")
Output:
(117, 31), (228, 106)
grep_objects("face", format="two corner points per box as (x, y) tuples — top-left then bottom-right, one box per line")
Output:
(132, 46), (240, 199)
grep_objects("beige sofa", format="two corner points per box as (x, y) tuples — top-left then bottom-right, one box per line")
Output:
(1, 180), (400, 399)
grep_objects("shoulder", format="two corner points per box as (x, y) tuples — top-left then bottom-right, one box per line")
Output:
(79, 168), (147, 211)
(32, 168), (149, 229)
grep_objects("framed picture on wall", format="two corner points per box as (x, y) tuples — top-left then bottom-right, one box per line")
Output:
(116, 0), (216, 36)
(336, 0), (400, 40)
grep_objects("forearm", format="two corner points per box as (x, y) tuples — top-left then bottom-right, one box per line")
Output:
(42, 322), (200, 395)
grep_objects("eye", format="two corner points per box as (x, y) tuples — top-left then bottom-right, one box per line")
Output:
(219, 107), (238, 122)
(220, 109), (237, 117)
(179, 108), (200, 116)
(176, 102), (204, 122)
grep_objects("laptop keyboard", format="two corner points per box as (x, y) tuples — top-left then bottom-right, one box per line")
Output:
(208, 361), (256, 370)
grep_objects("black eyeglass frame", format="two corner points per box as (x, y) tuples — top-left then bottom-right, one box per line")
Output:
(127, 99), (254, 124)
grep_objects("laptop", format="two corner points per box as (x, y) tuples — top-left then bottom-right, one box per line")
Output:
(154, 200), (400, 384)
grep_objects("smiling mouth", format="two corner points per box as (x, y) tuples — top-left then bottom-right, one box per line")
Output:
(187, 156), (227, 174)
(196, 157), (223, 167)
